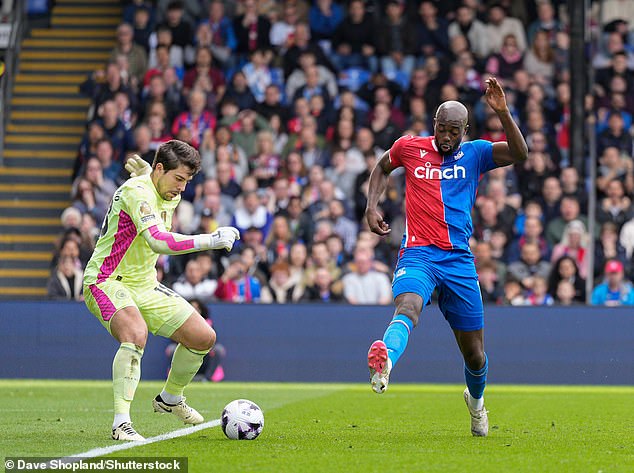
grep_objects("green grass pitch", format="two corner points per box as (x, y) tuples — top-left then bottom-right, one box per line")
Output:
(1, 380), (633, 472)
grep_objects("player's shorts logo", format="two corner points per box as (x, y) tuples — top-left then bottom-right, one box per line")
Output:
(115, 289), (128, 300)
(395, 268), (406, 278)
(414, 162), (466, 180)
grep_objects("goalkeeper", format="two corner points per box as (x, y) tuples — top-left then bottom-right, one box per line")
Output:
(83, 140), (240, 441)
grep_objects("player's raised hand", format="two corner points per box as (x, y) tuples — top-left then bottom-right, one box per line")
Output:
(125, 154), (152, 177)
(365, 208), (391, 236)
(485, 77), (508, 113)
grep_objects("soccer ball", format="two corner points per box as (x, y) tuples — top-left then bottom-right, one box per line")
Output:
(221, 399), (264, 440)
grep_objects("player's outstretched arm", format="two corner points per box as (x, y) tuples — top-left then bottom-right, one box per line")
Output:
(365, 150), (396, 236)
(485, 77), (529, 166)
(141, 225), (240, 255)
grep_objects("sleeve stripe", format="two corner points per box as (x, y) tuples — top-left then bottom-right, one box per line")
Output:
(148, 225), (196, 252)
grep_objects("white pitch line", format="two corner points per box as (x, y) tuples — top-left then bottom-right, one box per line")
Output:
(57, 419), (222, 463)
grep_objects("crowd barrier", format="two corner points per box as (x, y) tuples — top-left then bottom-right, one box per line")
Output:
(0, 302), (632, 385)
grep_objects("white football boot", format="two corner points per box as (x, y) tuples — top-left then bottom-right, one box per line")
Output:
(463, 388), (489, 437)
(152, 395), (204, 425)
(111, 422), (145, 441)
(368, 340), (392, 394)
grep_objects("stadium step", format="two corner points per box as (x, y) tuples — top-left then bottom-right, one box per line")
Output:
(20, 62), (103, 72)
(54, 6), (121, 15)
(20, 51), (111, 61)
(11, 110), (87, 121)
(52, 16), (120, 27)
(7, 124), (84, 134)
(0, 287), (48, 297)
(0, 0), (118, 299)
(23, 38), (114, 49)
(31, 28), (115, 38)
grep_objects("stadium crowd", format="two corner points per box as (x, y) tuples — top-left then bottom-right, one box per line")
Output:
(47, 0), (634, 307)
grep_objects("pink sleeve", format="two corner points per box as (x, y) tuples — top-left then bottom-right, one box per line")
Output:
(148, 225), (196, 252)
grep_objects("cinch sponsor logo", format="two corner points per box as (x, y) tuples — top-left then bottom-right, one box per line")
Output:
(414, 162), (466, 180)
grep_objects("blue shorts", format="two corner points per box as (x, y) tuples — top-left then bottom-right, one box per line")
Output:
(392, 246), (484, 332)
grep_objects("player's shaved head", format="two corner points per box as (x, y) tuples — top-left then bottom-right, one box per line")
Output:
(433, 101), (469, 155)
(435, 100), (469, 126)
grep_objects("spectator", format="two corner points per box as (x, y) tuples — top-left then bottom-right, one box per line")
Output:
(214, 253), (262, 303)
(596, 147), (634, 198)
(507, 241), (552, 292)
(111, 23), (148, 85)
(555, 280), (577, 306)
(342, 246), (392, 305)
(171, 88), (216, 148)
(331, 0), (377, 72)
(233, 0), (272, 58)
(269, 2), (299, 51)
(182, 46), (225, 99)
(501, 277), (526, 305)
(486, 4), (527, 54)
(157, 1), (193, 49)
(47, 255), (84, 301)
(416, 0), (450, 59)
(250, 130), (281, 187)
(232, 190), (273, 238)
(264, 215), (293, 263)
(200, 0), (237, 70)
(526, 0), (562, 45)
(301, 266), (344, 302)
(473, 197), (505, 242)
(594, 222), (627, 279)
(526, 275), (554, 306)
(171, 258), (216, 301)
(485, 33), (524, 83)
(287, 241), (308, 289)
(282, 195), (313, 243)
(591, 260), (634, 306)
(523, 30), (555, 84)
(477, 261), (501, 304)
(309, 0), (344, 44)
(560, 166), (588, 213)
(448, 4), (490, 60)
(260, 260), (298, 303)
(507, 216), (550, 263)
(597, 113), (633, 156)
(50, 237), (83, 271)
(80, 62), (136, 120)
(97, 100), (135, 162)
(547, 255), (586, 304)
(597, 179), (634, 230)
(71, 157), (118, 224)
(75, 121), (106, 179)
(283, 22), (334, 78)
(545, 196), (588, 247)
(550, 219), (590, 279)
(376, 0), (418, 78)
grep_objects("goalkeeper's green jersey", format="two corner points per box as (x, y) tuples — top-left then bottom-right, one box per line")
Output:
(84, 174), (180, 286)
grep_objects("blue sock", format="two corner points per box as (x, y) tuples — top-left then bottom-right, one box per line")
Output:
(382, 314), (414, 367)
(464, 353), (488, 399)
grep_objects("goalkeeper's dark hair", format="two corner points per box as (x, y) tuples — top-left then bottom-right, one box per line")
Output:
(153, 139), (201, 175)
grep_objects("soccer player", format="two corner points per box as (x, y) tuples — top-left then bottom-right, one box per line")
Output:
(365, 78), (528, 436)
(83, 140), (240, 441)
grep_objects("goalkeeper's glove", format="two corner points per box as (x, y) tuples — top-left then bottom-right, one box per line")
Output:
(125, 154), (152, 177)
(199, 226), (241, 251)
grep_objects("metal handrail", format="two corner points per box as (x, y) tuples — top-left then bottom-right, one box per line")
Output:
(0, 0), (25, 165)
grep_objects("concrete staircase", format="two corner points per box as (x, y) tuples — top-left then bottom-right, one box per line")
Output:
(0, 0), (121, 298)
